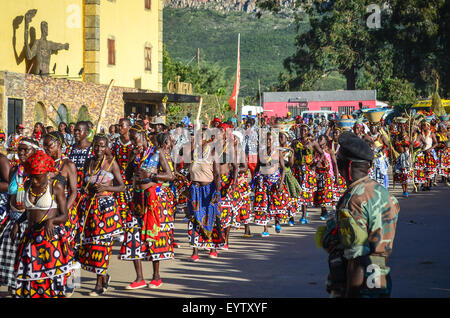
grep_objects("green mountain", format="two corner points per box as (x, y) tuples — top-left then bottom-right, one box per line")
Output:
(163, 7), (299, 99)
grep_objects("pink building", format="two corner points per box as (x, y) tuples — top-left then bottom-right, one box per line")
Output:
(262, 90), (377, 118)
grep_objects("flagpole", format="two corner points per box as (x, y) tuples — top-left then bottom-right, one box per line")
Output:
(235, 33), (240, 115)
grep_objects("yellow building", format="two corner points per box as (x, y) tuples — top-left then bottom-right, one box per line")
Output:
(0, 0), (163, 135)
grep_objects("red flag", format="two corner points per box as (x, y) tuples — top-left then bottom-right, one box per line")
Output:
(228, 34), (240, 112)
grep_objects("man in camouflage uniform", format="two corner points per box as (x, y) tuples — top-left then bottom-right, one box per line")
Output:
(316, 131), (400, 298)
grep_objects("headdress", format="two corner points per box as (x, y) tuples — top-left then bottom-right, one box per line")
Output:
(24, 150), (57, 175)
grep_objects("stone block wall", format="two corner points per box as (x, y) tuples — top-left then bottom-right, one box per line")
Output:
(1, 71), (153, 135)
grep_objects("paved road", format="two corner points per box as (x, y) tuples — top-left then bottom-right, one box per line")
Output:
(1, 181), (449, 298)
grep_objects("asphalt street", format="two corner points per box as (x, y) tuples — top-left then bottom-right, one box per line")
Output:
(1, 180), (449, 298)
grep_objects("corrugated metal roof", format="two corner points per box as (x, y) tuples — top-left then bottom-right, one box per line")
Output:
(263, 90), (377, 103)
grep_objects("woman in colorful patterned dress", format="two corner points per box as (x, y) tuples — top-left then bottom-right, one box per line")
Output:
(314, 135), (338, 221)
(292, 124), (324, 224)
(329, 128), (347, 202)
(436, 123), (450, 186)
(121, 124), (174, 289)
(415, 121), (438, 191)
(187, 133), (224, 261)
(66, 121), (93, 250)
(0, 138), (39, 296)
(42, 132), (78, 241)
(12, 151), (73, 298)
(110, 118), (134, 241)
(231, 130), (252, 237)
(0, 153), (10, 229)
(393, 121), (412, 197)
(216, 124), (239, 251)
(155, 132), (178, 255)
(279, 131), (301, 227)
(253, 132), (290, 236)
(77, 135), (125, 296)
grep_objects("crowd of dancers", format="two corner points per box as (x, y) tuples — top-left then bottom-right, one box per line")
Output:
(0, 111), (448, 298)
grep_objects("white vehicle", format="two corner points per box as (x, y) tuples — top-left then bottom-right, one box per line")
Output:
(300, 110), (339, 120)
(241, 105), (263, 118)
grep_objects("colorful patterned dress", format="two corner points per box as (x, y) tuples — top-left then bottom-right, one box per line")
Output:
(393, 135), (412, 185)
(0, 166), (28, 291)
(119, 146), (174, 262)
(110, 138), (134, 223)
(77, 160), (124, 275)
(314, 152), (336, 208)
(330, 141), (346, 201)
(187, 147), (225, 250)
(436, 133), (449, 178)
(281, 147), (301, 217)
(292, 140), (317, 207)
(14, 185), (74, 298)
(414, 131), (437, 183)
(253, 150), (290, 225)
(66, 144), (94, 248)
(15, 223), (74, 298)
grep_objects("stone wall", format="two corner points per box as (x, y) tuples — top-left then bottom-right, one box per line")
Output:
(2, 71), (153, 135)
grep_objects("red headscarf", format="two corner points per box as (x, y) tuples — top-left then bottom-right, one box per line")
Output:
(211, 118), (222, 127)
(218, 123), (232, 130)
(24, 150), (57, 175)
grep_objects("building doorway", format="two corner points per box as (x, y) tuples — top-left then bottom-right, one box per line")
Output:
(7, 98), (23, 136)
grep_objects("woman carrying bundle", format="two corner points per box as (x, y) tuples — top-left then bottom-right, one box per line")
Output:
(278, 130), (301, 227)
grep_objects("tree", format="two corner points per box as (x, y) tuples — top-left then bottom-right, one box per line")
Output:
(270, 0), (380, 91)
(258, 0), (446, 99)
(381, 0), (444, 97)
(438, 0), (450, 97)
(163, 46), (235, 123)
(376, 77), (417, 107)
(163, 45), (231, 96)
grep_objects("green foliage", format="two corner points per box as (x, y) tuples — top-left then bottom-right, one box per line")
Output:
(278, 0), (382, 91)
(259, 0), (448, 102)
(163, 44), (239, 124)
(376, 77), (417, 107)
(163, 45), (230, 95)
(163, 7), (298, 98)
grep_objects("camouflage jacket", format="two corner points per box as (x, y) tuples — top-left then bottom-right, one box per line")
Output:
(336, 176), (400, 261)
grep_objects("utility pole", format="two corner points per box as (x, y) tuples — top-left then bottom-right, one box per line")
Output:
(197, 48), (200, 67)
(258, 79), (261, 108)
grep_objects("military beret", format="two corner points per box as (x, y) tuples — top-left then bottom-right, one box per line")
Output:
(338, 131), (374, 162)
